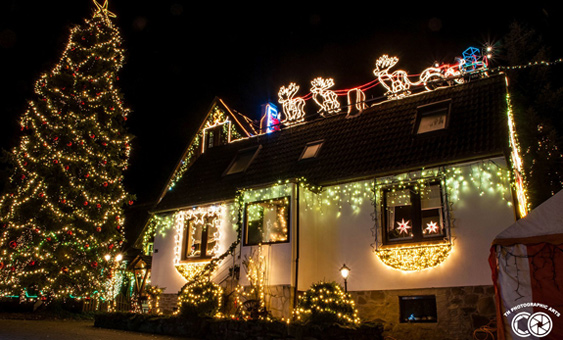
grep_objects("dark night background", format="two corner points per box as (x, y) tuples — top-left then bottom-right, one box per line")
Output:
(1, 1), (562, 245)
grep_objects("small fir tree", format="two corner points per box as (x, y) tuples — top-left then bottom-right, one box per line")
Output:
(294, 281), (360, 326)
(0, 1), (133, 300)
(178, 278), (223, 318)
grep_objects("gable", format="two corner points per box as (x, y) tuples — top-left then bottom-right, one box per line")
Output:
(155, 97), (256, 204)
(155, 74), (509, 212)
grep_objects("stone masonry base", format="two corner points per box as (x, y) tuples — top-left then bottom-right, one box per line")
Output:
(350, 285), (497, 340)
(158, 284), (496, 340)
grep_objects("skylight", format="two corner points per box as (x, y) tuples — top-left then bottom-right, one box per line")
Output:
(299, 140), (324, 160)
(415, 100), (451, 134)
(224, 146), (260, 175)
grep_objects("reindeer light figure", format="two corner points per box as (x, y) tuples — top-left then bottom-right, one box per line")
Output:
(373, 55), (412, 99)
(278, 83), (306, 124)
(310, 77), (341, 116)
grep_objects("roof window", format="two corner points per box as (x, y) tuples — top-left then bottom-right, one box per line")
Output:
(415, 99), (451, 134)
(299, 140), (324, 160)
(224, 146), (260, 175)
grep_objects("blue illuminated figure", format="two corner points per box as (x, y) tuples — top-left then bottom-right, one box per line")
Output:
(460, 47), (488, 74)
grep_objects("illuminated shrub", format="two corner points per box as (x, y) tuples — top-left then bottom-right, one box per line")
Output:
(178, 279), (222, 318)
(294, 281), (360, 325)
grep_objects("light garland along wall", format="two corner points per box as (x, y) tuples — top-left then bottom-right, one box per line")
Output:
(297, 158), (516, 291)
(504, 79), (530, 217)
(148, 159), (517, 295)
(372, 159), (514, 272)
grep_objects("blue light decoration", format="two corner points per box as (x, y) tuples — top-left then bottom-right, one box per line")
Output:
(261, 103), (281, 133)
(461, 47), (488, 74)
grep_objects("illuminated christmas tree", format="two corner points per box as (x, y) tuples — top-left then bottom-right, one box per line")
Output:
(0, 1), (133, 301)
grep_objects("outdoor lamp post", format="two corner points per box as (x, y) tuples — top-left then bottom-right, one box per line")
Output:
(340, 264), (350, 293)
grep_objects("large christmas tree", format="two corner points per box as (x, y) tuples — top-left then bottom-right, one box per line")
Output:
(0, 1), (133, 300)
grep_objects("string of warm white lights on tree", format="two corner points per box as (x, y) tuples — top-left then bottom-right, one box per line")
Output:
(0, 0), (133, 301)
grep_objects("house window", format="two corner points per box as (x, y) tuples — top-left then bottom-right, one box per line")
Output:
(415, 100), (450, 134)
(244, 196), (290, 246)
(183, 215), (219, 260)
(399, 295), (437, 323)
(203, 125), (223, 152)
(299, 140), (324, 160)
(144, 242), (154, 256)
(382, 181), (446, 244)
(224, 146), (260, 175)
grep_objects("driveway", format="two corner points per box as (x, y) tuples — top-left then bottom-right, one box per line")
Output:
(0, 319), (195, 340)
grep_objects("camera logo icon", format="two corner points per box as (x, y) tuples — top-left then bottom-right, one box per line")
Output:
(511, 311), (553, 337)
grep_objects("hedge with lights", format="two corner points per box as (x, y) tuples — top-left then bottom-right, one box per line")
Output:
(0, 1), (133, 301)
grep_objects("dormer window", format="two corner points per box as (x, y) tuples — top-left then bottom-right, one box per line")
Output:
(299, 140), (324, 160)
(415, 100), (451, 134)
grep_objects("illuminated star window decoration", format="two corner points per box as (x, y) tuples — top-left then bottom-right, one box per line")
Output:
(396, 218), (411, 235)
(425, 221), (439, 234)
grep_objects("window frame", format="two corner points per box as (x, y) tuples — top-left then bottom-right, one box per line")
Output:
(243, 196), (291, 246)
(181, 214), (219, 261)
(414, 99), (451, 135)
(299, 140), (324, 161)
(381, 179), (448, 246)
(223, 145), (261, 176)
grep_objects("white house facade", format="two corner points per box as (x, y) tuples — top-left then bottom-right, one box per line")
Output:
(139, 72), (527, 339)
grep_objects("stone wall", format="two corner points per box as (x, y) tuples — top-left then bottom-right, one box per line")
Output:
(264, 285), (293, 320)
(159, 293), (179, 314)
(350, 285), (496, 340)
(220, 282), (294, 320)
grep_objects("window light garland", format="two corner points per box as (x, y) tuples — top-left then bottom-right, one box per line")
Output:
(171, 205), (223, 280)
(373, 160), (515, 271)
(376, 244), (453, 272)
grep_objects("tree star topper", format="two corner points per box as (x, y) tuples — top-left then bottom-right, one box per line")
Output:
(94, 0), (116, 18)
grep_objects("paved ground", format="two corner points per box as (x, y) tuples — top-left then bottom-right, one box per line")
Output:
(0, 319), (196, 340)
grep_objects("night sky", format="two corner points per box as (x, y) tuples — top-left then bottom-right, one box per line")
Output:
(1, 1), (562, 243)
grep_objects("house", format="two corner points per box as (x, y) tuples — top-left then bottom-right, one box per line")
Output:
(137, 55), (528, 339)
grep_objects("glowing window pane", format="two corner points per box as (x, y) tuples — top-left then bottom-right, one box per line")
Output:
(383, 182), (445, 244)
(245, 197), (289, 246)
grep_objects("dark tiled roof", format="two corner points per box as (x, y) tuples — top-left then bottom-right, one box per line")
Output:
(156, 74), (509, 212)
